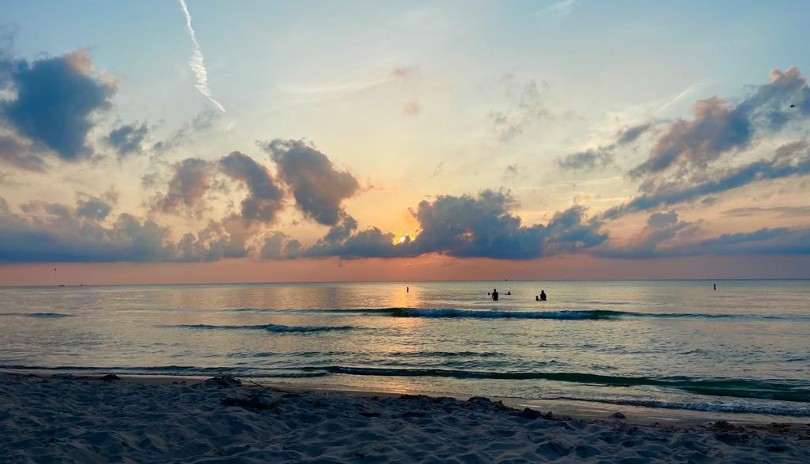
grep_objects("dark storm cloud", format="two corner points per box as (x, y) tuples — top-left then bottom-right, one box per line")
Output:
(262, 139), (360, 226)
(153, 158), (212, 213)
(0, 50), (115, 160)
(0, 133), (45, 172)
(630, 68), (810, 178)
(603, 141), (810, 219)
(219, 151), (285, 224)
(286, 190), (607, 260)
(557, 123), (652, 171)
(107, 122), (148, 157)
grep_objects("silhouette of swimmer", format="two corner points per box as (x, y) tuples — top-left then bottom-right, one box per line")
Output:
(492, 289), (499, 301)
(539, 290), (547, 301)
(713, 283), (716, 291)
(407, 286), (409, 293)
(506, 291), (511, 295)
(535, 295), (540, 301)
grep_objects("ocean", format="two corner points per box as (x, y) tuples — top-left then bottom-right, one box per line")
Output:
(1, 280), (808, 419)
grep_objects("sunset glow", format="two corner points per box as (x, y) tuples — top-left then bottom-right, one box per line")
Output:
(1, 1), (809, 284)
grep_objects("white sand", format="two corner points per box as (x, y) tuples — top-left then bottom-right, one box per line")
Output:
(1, 373), (808, 463)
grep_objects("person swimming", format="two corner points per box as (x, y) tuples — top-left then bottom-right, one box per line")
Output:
(492, 289), (499, 301)
(539, 290), (546, 301)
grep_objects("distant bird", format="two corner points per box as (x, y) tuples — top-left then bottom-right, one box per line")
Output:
(790, 104), (796, 108)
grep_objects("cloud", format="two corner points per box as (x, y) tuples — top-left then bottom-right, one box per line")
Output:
(629, 97), (751, 177)
(630, 67), (810, 178)
(0, 132), (45, 172)
(693, 227), (810, 255)
(263, 139), (360, 226)
(176, 0), (226, 112)
(392, 67), (414, 79)
(260, 231), (302, 260)
(294, 190), (607, 260)
(558, 123), (652, 171)
(152, 109), (220, 154)
(722, 205), (810, 218)
(650, 226), (810, 257)
(604, 141), (810, 218)
(305, 227), (405, 259)
(174, 220), (252, 262)
(219, 151), (285, 224)
(0, 50), (116, 161)
(75, 195), (114, 221)
(557, 148), (613, 171)
(0, 195), (260, 263)
(153, 158), (213, 214)
(107, 122), (148, 157)
(603, 69), (810, 218)
(598, 211), (699, 258)
(322, 212), (358, 243)
(0, 198), (176, 262)
(616, 123), (653, 145)
(403, 101), (421, 116)
(540, 205), (610, 256)
(490, 79), (549, 142)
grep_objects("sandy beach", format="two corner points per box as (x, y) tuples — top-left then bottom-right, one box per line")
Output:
(1, 373), (808, 463)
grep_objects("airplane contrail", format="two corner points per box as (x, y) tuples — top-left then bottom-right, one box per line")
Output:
(177, 0), (226, 112)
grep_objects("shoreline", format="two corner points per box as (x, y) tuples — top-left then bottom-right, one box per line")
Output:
(4, 369), (807, 427)
(2, 372), (808, 463)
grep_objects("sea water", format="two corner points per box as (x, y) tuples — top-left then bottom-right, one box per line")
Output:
(1, 280), (808, 418)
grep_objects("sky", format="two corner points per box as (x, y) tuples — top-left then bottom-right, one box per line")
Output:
(1, 0), (810, 285)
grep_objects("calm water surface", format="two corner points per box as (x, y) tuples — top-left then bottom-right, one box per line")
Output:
(1, 280), (808, 418)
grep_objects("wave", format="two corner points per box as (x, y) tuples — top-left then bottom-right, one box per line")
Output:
(155, 323), (354, 333)
(548, 396), (810, 417)
(0, 364), (334, 380)
(222, 306), (809, 321)
(393, 309), (628, 320)
(0, 312), (72, 318)
(304, 366), (810, 403)
(4, 363), (807, 411)
(358, 308), (809, 321)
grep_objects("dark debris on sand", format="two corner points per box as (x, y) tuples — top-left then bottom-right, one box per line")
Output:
(205, 375), (242, 388)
